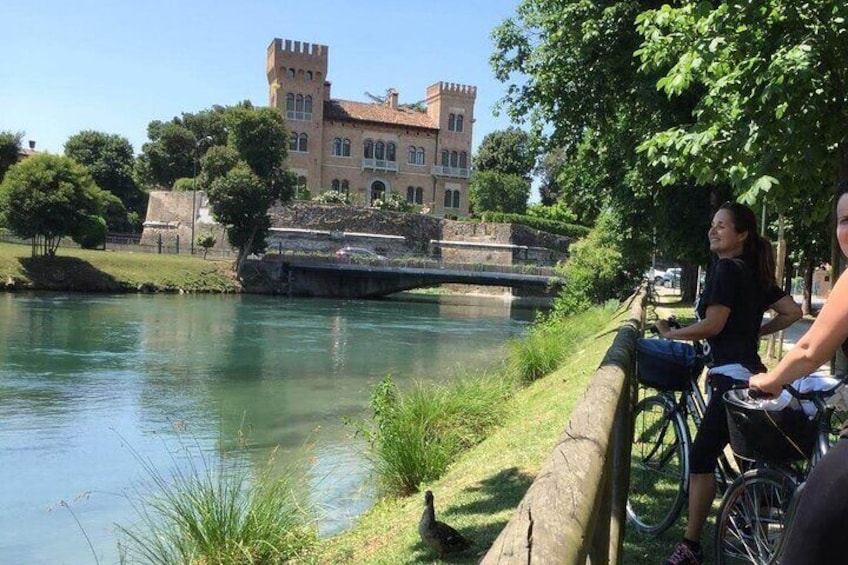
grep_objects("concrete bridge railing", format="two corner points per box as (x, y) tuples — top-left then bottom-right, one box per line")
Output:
(481, 288), (646, 564)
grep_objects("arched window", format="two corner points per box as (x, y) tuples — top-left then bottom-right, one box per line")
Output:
(286, 93), (295, 112)
(332, 179), (340, 191)
(441, 150), (449, 167)
(408, 146), (417, 164)
(306, 70), (313, 80)
(375, 141), (385, 160)
(289, 132), (298, 151)
(371, 180), (386, 205)
(341, 180), (349, 195)
(416, 147), (425, 165)
(459, 152), (467, 168)
(304, 95), (313, 114)
(452, 190), (460, 209)
(444, 190), (452, 207)
(386, 142), (396, 162)
(407, 186), (415, 202)
(448, 113), (456, 131)
(295, 94), (304, 113)
(298, 133), (308, 152)
(287, 68), (295, 79)
(450, 151), (459, 167)
(332, 138), (342, 156)
(456, 115), (464, 132)
(415, 187), (423, 204)
(364, 140), (374, 158)
(342, 139), (351, 157)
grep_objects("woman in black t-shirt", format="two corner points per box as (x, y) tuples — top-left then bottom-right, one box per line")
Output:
(657, 202), (802, 565)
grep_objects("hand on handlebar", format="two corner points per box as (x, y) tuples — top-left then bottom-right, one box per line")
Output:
(748, 373), (783, 399)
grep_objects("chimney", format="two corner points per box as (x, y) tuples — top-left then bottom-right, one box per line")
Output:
(388, 88), (398, 109)
(324, 81), (332, 101)
(28, 140), (35, 150)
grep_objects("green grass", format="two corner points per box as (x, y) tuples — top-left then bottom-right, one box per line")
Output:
(117, 438), (316, 565)
(0, 241), (240, 292)
(298, 300), (627, 564)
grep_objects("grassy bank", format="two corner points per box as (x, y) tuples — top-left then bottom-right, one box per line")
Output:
(0, 241), (240, 293)
(297, 302), (628, 564)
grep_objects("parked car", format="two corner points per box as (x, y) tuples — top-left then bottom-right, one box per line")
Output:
(662, 267), (681, 287)
(645, 268), (666, 285)
(334, 246), (387, 261)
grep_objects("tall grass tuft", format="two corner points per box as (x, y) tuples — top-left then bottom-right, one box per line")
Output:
(506, 301), (618, 384)
(116, 436), (315, 565)
(352, 373), (512, 496)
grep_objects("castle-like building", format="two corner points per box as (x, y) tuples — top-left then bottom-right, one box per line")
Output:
(266, 38), (476, 217)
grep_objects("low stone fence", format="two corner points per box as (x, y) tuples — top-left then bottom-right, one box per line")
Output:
(481, 288), (646, 564)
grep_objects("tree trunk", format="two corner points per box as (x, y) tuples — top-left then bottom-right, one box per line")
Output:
(802, 259), (814, 316)
(681, 262), (698, 303)
(235, 228), (258, 277)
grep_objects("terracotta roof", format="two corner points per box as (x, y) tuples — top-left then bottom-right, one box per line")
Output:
(324, 99), (437, 130)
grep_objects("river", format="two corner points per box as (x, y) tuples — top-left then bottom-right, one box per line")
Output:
(0, 292), (537, 564)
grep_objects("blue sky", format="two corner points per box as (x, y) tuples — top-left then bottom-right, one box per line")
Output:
(2, 0), (524, 159)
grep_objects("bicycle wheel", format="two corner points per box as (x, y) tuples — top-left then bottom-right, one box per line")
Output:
(714, 467), (798, 565)
(627, 393), (690, 535)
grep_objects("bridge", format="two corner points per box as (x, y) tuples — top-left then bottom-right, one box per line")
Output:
(255, 256), (563, 298)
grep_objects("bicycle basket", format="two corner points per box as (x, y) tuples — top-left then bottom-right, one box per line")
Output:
(724, 389), (818, 463)
(636, 338), (703, 391)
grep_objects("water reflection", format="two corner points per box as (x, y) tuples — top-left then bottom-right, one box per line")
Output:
(0, 292), (536, 564)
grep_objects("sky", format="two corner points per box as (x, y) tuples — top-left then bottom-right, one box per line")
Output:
(1, 0), (524, 160)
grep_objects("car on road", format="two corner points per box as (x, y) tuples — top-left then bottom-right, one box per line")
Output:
(662, 267), (681, 287)
(334, 246), (387, 262)
(645, 268), (666, 285)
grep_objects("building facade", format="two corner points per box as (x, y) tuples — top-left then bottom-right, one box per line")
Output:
(266, 38), (476, 217)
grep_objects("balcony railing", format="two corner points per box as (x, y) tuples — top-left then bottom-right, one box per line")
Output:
(431, 165), (470, 179)
(286, 111), (312, 121)
(361, 158), (399, 172)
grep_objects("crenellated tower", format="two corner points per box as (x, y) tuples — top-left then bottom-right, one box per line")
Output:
(266, 38), (329, 188)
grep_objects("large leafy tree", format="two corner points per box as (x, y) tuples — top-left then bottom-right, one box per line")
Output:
(205, 106), (295, 273)
(473, 127), (536, 180)
(0, 154), (108, 255)
(0, 131), (23, 183)
(136, 122), (196, 189)
(64, 130), (146, 231)
(469, 171), (531, 215)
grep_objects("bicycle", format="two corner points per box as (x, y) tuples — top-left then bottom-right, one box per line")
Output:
(713, 374), (848, 564)
(627, 322), (743, 535)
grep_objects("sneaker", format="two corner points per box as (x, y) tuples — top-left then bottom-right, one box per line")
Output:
(665, 541), (704, 565)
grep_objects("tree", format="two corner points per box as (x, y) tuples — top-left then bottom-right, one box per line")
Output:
(469, 171), (530, 215)
(64, 130), (146, 232)
(473, 127), (536, 180)
(635, 2), (848, 205)
(204, 106), (294, 273)
(137, 121), (196, 189)
(0, 131), (23, 183)
(0, 154), (107, 255)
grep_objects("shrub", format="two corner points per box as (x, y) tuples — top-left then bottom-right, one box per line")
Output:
(479, 211), (590, 238)
(72, 214), (106, 249)
(352, 374), (511, 496)
(172, 177), (195, 192)
(313, 190), (350, 205)
(371, 194), (413, 212)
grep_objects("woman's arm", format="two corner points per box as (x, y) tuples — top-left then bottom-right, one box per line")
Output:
(751, 273), (848, 395)
(656, 304), (731, 340)
(759, 295), (803, 337)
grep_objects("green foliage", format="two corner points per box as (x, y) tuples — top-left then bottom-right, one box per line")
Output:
(0, 131), (23, 182)
(506, 302), (618, 383)
(371, 193), (413, 212)
(171, 177), (195, 192)
(225, 106), (289, 182)
(352, 374), (511, 496)
(554, 210), (641, 315)
(478, 211), (590, 238)
(0, 154), (107, 256)
(470, 170), (530, 214)
(197, 234), (217, 259)
(526, 201), (578, 226)
(71, 215), (106, 249)
(138, 122), (196, 189)
(635, 1), (848, 203)
(199, 145), (241, 190)
(314, 190), (350, 205)
(64, 130), (145, 230)
(116, 436), (315, 564)
(473, 127), (536, 180)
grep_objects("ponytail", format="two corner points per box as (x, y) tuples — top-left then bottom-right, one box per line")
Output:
(718, 201), (777, 290)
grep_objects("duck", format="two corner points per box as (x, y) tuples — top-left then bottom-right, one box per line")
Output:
(418, 490), (472, 559)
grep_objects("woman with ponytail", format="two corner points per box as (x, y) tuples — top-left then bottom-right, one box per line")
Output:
(657, 201), (802, 565)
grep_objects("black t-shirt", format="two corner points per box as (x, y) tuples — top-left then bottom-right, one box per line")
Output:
(696, 257), (786, 372)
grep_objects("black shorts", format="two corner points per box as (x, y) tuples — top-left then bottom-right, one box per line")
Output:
(689, 373), (738, 474)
